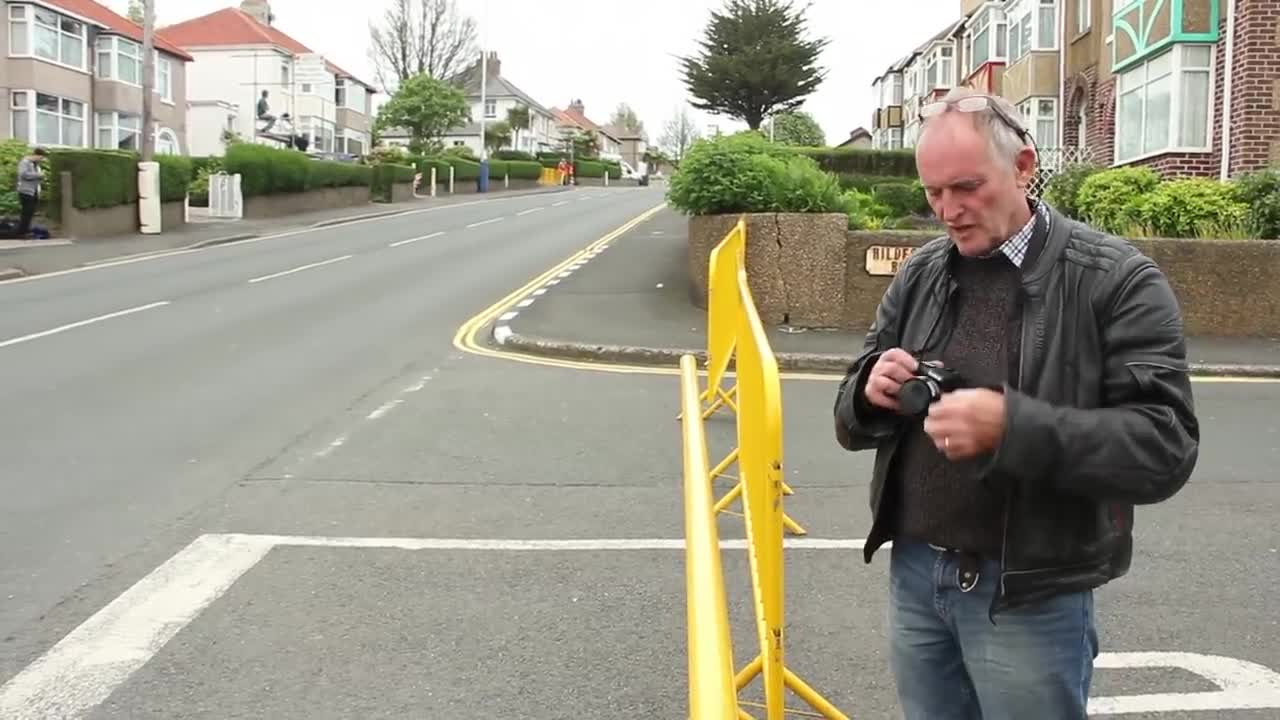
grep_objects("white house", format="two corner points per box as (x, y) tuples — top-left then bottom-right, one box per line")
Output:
(161, 0), (375, 157)
(440, 52), (558, 156)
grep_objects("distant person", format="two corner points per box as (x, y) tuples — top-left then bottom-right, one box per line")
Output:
(257, 90), (276, 133)
(14, 147), (47, 239)
(832, 87), (1199, 719)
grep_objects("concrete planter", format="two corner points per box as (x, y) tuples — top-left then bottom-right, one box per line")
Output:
(243, 185), (372, 219)
(689, 212), (1280, 338)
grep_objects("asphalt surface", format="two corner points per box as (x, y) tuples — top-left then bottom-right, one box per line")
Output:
(496, 206), (1280, 374)
(1, 184), (1278, 719)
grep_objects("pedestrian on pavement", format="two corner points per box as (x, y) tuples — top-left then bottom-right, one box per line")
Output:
(15, 146), (47, 239)
(832, 87), (1199, 720)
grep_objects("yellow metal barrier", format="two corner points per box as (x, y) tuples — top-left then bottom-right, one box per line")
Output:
(679, 354), (741, 720)
(731, 266), (849, 720)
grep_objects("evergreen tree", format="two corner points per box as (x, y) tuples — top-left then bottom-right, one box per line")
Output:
(679, 0), (828, 130)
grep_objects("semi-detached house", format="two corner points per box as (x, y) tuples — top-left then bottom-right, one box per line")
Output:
(161, 0), (376, 158)
(870, 0), (1280, 179)
(1, 0), (192, 153)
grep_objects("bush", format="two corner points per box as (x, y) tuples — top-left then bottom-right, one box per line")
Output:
(224, 143), (310, 196)
(486, 159), (510, 179)
(1042, 162), (1102, 220)
(666, 132), (849, 217)
(0, 139), (28, 218)
(155, 154), (193, 203)
(836, 173), (916, 193)
(370, 163), (417, 202)
(45, 148), (138, 221)
(872, 182), (929, 218)
(575, 160), (606, 178)
(1076, 166), (1160, 234)
(1234, 170), (1280, 240)
(449, 157), (481, 181)
(506, 160), (542, 180)
(792, 147), (918, 178)
(494, 149), (536, 161)
(1131, 178), (1250, 238)
(308, 159), (373, 189)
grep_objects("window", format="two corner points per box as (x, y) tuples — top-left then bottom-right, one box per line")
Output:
(1005, 0), (1057, 62)
(966, 4), (1009, 74)
(891, 74), (903, 105)
(923, 44), (955, 91)
(10, 91), (85, 146)
(155, 128), (179, 155)
(157, 57), (171, 102)
(1076, 105), (1087, 148)
(1115, 45), (1213, 162)
(8, 4), (86, 70)
(484, 99), (497, 118)
(1019, 97), (1058, 149)
(96, 38), (173, 101)
(1076, 0), (1091, 35)
(96, 111), (140, 150)
(335, 78), (346, 108)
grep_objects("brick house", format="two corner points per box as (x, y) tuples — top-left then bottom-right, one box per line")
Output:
(870, 0), (1280, 179)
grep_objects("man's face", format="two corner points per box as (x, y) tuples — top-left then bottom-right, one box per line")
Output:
(916, 112), (1032, 257)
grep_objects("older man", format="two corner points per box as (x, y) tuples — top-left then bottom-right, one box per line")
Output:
(833, 88), (1199, 719)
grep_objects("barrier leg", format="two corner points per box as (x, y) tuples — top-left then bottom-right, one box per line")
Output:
(712, 481), (743, 515)
(710, 448), (739, 483)
(702, 384), (739, 419)
(784, 668), (851, 720)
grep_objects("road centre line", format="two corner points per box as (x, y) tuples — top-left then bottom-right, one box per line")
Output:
(466, 217), (504, 228)
(0, 301), (170, 350)
(0, 190), (572, 288)
(516, 207), (545, 216)
(389, 231), (445, 247)
(553, 200), (569, 207)
(248, 255), (352, 284)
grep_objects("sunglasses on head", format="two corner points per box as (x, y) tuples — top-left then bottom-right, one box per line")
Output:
(919, 95), (1034, 145)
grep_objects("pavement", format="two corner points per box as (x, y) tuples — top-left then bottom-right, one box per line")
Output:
(489, 206), (1280, 378)
(0, 185), (568, 280)
(0, 184), (1277, 719)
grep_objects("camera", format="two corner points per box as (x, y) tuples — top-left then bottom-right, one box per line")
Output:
(898, 361), (967, 418)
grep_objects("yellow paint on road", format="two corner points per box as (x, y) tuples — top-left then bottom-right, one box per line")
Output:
(453, 206), (1278, 385)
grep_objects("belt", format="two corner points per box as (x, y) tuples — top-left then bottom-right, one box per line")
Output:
(929, 543), (983, 593)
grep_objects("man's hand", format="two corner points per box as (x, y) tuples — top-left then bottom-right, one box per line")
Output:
(923, 388), (1007, 461)
(863, 348), (919, 412)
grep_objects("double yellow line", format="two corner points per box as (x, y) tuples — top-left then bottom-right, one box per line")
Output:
(452, 204), (1275, 384)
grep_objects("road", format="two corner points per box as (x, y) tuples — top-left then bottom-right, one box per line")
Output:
(0, 184), (1277, 719)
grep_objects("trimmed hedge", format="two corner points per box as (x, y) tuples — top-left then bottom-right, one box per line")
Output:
(45, 148), (138, 221)
(575, 160), (605, 178)
(223, 143), (371, 197)
(0, 139), (28, 217)
(793, 147), (918, 177)
(156, 154), (193, 203)
(495, 150), (536, 161)
(371, 163), (416, 202)
(507, 160), (542, 180)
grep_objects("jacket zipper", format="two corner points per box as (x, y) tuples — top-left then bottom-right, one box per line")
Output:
(993, 287), (1030, 624)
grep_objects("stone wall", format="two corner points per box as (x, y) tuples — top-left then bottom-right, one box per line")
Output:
(161, 200), (186, 232)
(688, 214), (1280, 337)
(390, 182), (413, 203)
(243, 185), (372, 219)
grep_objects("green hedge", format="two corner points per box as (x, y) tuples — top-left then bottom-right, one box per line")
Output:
(495, 150), (536, 161)
(793, 147), (918, 178)
(450, 158), (481, 181)
(486, 160), (510, 179)
(0, 139), (28, 217)
(371, 163), (417, 202)
(507, 160), (542, 180)
(575, 160), (605, 178)
(156, 154), (193, 203)
(45, 148), (138, 221)
(223, 143), (371, 197)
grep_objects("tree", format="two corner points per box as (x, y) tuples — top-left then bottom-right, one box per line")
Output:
(678, 0), (828, 130)
(609, 103), (645, 137)
(659, 106), (702, 163)
(374, 73), (470, 155)
(768, 110), (825, 146)
(127, 0), (143, 24)
(483, 121), (512, 154)
(505, 105), (530, 154)
(368, 0), (478, 93)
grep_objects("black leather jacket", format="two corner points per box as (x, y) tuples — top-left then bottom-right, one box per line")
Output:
(834, 202), (1200, 617)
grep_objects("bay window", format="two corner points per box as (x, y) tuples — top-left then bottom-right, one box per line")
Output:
(10, 90), (85, 146)
(96, 36), (174, 102)
(1076, 0), (1091, 35)
(96, 111), (140, 150)
(966, 5), (1009, 74)
(923, 44), (955, 91)
(1006, 0), (1058, 63)
(8, 4), (87, 70)
(1115, 44), (1213, 163)
(1018, 97), (1058, 148)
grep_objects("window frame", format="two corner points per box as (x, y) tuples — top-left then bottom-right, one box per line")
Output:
(1113, 43), (1215, 165)
(1076, 0), (1091, 35)
(7, 3), (88, 73)
(95, 110), (141, 151)
(1005, 0), (1058, 64)
(95, 35), (174, 103)
(966, 3), (1009, 75)
(1018, 96), (1059, 149)
(11, 89), (87, 147)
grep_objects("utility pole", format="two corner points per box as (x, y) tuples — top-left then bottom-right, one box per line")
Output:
(140, 0), (155, 160)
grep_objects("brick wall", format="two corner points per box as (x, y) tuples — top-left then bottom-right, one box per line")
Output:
(1226, 0), (1280, 175)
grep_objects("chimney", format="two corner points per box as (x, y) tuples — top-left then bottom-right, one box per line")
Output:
(240, 0), (272, 26)
(486, 51), (500, 79)
(569, 99), (585, 115)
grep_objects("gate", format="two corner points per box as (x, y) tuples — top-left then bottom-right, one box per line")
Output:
(208, 173), (243, 219)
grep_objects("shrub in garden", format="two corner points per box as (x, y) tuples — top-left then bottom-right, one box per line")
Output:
(1042, 162), (1102, 220)
(370, 163), (417, 202)
(1233, 170), (1280, 240)
(872, 182), (929, 218)
(1131, 178), (1249, 238)
(1075, 166), (1160, 234)
(667, 132), (833, 216)
(506, 160), (542, 180)
(0, 139), (28, 218)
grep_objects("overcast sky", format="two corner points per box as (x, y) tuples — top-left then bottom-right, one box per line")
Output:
(110, 0), (959, 145)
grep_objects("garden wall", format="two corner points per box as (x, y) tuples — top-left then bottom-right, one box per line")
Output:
(244, 185), (371, 219)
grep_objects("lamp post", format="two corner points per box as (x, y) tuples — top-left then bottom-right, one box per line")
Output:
(478, 0), (490, 161)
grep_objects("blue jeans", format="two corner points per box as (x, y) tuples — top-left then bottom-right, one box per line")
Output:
(888, 538), (1099, 720)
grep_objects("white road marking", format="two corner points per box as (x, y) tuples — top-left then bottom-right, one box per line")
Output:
(516, 207), (545, 216)
(248, 255), (352, 284)
(546, 279), (561, 285)
(498, 311), (520, 321)
(516, 299), (535, 308)
(0, 301), (170, 349)
(389, 231), (444, 247)
(557, 271), (572, 278)
(532, 289), (547, 296)
(493, 325), (513, 344)
(466, 217), (504, 228)
(1090, 652), (1280, 714)
(552, 201), (569, 207)
(5, 532), (1278, 719)
(366, 399), (404, 420)
(0, 534), (272, 720)
(314, 436), (346, 458)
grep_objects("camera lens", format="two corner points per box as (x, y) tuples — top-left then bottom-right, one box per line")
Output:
(898, 377), (936, 417)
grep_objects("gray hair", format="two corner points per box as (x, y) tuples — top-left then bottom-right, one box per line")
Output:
(920, 87), (1034, 166)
